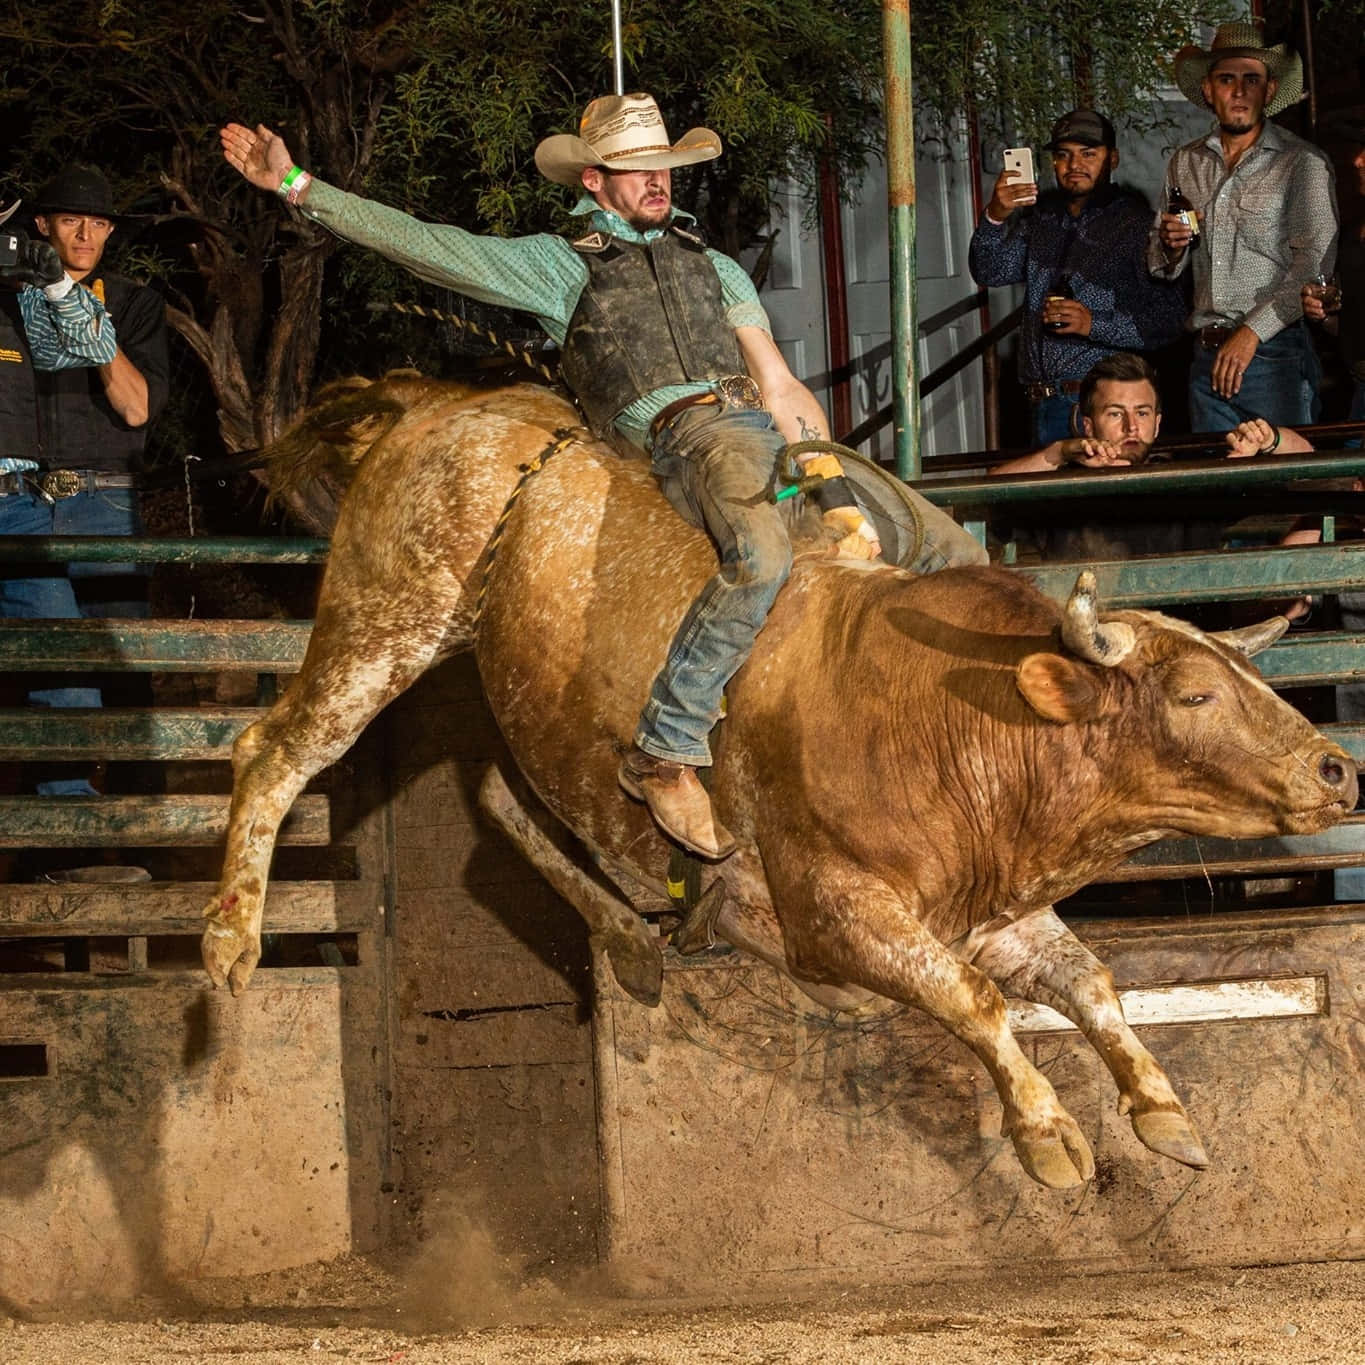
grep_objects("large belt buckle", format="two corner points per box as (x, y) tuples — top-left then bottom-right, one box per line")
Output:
(716, 374), (763, 410)
(39, 469), (83, 499)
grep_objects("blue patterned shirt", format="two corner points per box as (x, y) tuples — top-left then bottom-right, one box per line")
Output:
(302, 182), (771, 447)
(17, 282), (118, 370)
(969, 185), (1186, 387)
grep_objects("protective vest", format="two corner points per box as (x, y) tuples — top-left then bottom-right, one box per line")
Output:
(35, 273), (158, 473)
(560, 225), (745, 437)
(0, 290), (42, 461)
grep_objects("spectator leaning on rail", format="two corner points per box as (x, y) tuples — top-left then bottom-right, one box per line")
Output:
(989, 351), (1313, 562)
(1150, 23), (1338, 432)
(220, 94), (986, 862)
(0, 165), (168, 817)
(968, 109), (1185, 445)
(1301, 108), (1365, 427)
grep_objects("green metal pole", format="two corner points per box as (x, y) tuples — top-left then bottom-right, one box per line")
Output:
(882, 0), (920, 480)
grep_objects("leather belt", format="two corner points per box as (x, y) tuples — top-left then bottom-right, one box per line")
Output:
(1023, 380), (1083, 402)
(0, 470), (137, 499)
(1198, 323), (1239, 350)
(647, 374), (765, 445)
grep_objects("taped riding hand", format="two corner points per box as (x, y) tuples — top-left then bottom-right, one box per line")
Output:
(823, 505), (881, 561)
(799, 452), (845, 481)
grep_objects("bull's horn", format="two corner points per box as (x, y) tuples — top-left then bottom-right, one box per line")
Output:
(1061, 570), (1135, 667)
(1209, 616), (1290, 658)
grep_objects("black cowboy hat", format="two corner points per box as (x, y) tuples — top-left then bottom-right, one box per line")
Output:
(30, 165), (144, 224)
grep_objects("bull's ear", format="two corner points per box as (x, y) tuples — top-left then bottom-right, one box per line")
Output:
(1209, 616), (1290, 657)
(1016, 652), (1112, 723)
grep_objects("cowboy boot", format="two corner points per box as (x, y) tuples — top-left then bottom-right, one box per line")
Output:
(618, 745), (736, 860)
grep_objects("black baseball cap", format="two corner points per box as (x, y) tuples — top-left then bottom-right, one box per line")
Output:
(1044, 110), (1117, 151)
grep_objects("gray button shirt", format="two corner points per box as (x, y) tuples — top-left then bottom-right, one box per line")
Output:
(1147, 120), (1338, 341)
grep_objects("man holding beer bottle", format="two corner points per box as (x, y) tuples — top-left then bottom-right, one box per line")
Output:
(969, 108), (1185, 443)
(1150, 23), (1338, 431)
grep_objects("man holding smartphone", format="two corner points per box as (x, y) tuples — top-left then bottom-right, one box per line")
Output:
(969, 109), (1185, 443)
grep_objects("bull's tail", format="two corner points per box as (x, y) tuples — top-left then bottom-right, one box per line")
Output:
(265, 371), (478, 525)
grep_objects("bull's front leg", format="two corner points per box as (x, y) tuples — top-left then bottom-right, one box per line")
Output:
(784, 876), (1095, 1189)
(201, 700), (314, 995)
(954, 907), (1208, 1171)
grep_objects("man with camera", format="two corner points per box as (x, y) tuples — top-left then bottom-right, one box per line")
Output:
(0, 165), (168, 824)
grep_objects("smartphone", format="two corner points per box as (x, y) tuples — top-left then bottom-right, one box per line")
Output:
(1002, 146), (1035, 186)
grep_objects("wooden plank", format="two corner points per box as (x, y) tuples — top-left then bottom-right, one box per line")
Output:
(0, 881), (371, 936)
(0, 794), (329, 847)
(1254, 633), (1365, 686)
(1017, 542), (1365, 608)
(0, 534), (328, 564)
(916, 448), (1365, 506)
(0, 707), (258, 760)
(0, 619), (311, 671)
(1008, 975), (1324, 1034)
(0, 966), (346, 991)
(1105, 815), (1365, 881)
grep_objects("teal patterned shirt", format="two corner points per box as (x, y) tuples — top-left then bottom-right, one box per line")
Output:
(302, 182), (770, 447)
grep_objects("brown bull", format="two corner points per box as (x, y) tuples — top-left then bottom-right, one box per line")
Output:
(202, 377), (1357, 1190)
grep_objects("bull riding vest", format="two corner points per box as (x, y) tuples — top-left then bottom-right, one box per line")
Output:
(559, 225), (745, 438)
(0, 290), (42, 462)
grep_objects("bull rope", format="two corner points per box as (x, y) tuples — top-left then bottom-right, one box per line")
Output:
(472, 426), (588, 636)
(365, 300), (559, 384)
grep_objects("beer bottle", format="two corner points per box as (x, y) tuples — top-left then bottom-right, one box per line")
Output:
(1167, 184), (1200, 249)
(1043, 276), (1073, 331)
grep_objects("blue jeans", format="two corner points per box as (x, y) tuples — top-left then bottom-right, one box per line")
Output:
(637, 407), (795, 764)
(0, 487), (144, 795)
(1188, 323), (1320, 432)
(1031, 393), (1080, 445)
(637, 407), (986, 763)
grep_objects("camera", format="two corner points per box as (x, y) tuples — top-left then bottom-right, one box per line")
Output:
(0, 228), (64, 287)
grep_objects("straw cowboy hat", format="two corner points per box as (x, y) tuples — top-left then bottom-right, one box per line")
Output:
(1172, 22), (1304, 118)
(535, 93), (722, 186)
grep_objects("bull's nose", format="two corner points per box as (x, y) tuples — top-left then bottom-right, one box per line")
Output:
(1321, 750), (1359, 805)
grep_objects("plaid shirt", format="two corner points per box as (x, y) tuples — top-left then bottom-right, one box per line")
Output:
(969, 185), (1186, 387)
(17, 281), (117, 370)
(1148, 120), (1339, 341)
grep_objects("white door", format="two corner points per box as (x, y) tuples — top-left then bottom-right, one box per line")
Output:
(747, 118), (986, 465)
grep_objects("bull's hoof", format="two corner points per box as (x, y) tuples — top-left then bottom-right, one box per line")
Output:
(594, 927), (664, 1008)
(1131, 1109), (1209, 1169)
(200, 921), (260, 997)
(671, 880), (726, 956)
(1010, 1112), (1095, 1189)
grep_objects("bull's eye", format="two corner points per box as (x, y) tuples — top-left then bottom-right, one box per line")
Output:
(1180, 693), (1212, 707)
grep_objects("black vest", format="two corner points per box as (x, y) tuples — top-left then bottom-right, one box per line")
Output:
(35, 273), (151, 473)
(560, 225), (745, 436)
(0, 290), (42, 461)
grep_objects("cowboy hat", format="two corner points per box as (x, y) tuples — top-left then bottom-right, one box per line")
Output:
(30, 165), (141, 223)
(1172, 22), (1303, 118)
(535, 93), (722, 187)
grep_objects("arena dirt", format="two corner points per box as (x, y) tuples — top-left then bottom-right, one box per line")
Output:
(4, 1250), (1364, 1363)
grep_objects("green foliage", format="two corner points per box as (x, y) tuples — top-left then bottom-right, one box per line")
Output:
(2, 0), (884, 453)
(911, 0), (1238, 149)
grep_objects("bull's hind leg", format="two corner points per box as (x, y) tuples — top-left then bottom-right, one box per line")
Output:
(478, 765), (662, 1006)
(202, 608), (452, 995)
(955, 908), (1208, 1170)
(786, 875), (1095, 1189)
